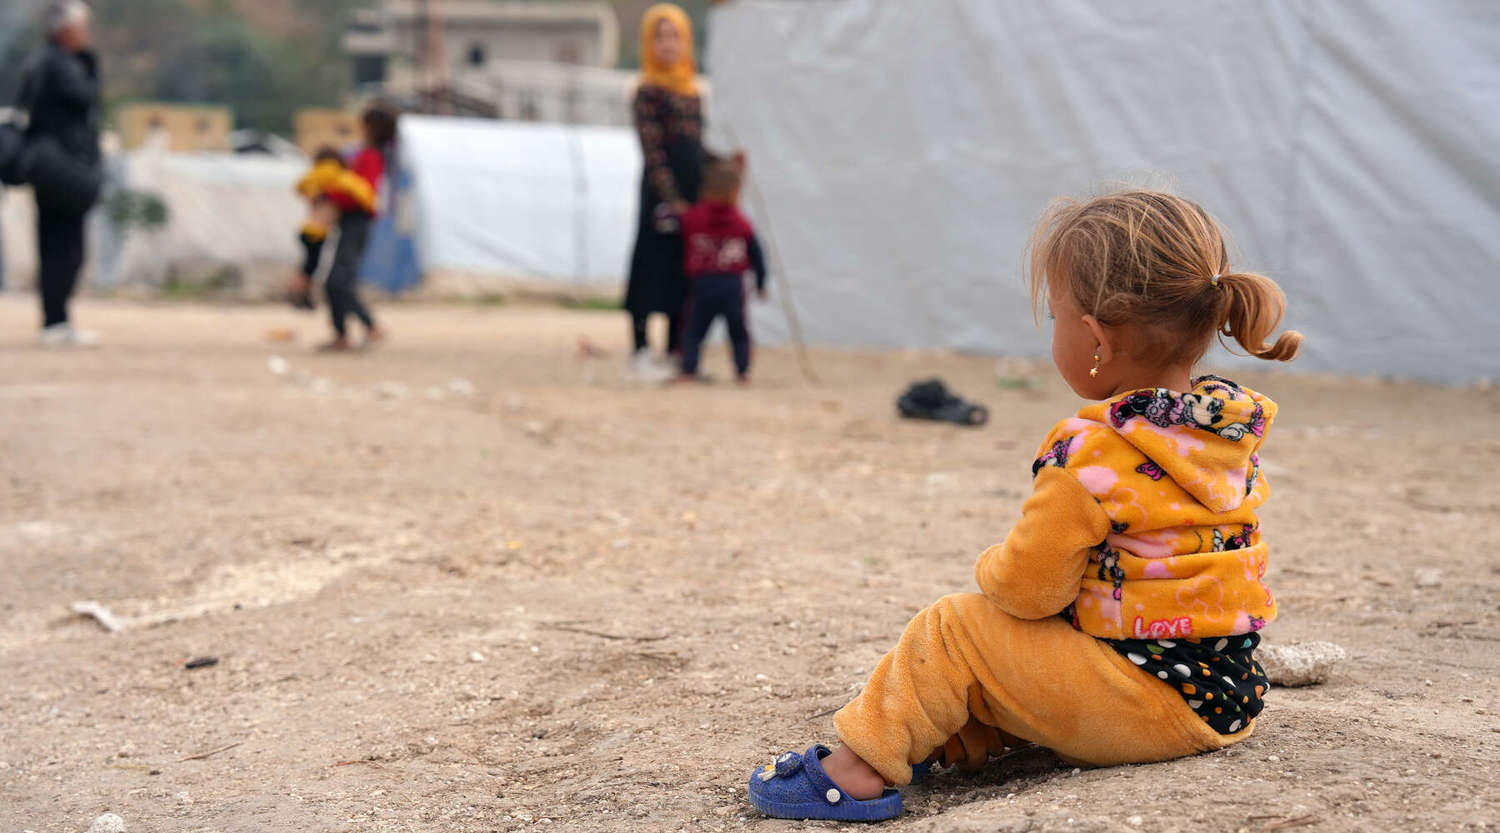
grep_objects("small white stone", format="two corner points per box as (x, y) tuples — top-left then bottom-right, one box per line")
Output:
(469, 651), (486, 663)
(267, 356), (289, 375)
(825, 788), (840, 803)
(1258, 641), (1347, 687)
(1267, 755), (1281, 762)
(755, 673), (769, 681)
(1413, 568), (1442, 588)
(87, 813), (126, 833)
(373, 381), (409, 399)
(1128, 816), (1144, 827)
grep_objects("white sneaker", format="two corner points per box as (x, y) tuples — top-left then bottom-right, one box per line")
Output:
(627, 348), (675, 384)
(38, 323), (101, 348)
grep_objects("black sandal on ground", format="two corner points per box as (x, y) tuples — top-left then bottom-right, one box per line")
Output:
(896, 378), (990, 427)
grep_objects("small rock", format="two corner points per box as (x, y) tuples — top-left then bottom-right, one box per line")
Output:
(174, 791), (192, 805)
(373, 381), (409, 399)
(1127, 816), (1144, 827)
(1413, 568), (1442, 588)
(447, 378), (476, 396)
(469, 651), (486, 663)
(268, 356), (289, 376)
(1267, 754), (1280, 762)
(87, 813), (126, 833)
(1257, 641), (1347, 687)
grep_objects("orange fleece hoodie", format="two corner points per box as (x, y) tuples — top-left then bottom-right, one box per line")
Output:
(976, 375), (1278, 640)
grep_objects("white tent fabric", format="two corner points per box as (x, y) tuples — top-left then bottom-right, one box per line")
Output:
(708, 0), (1500, 383)
(399, 116), (642, 283)
(2, 150), (305, 290)
(103, 151), (308, 286)
(3, 118), (645, 292)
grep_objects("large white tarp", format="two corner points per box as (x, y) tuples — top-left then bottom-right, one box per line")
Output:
(709, 0), (1500, 383)
(399, 116), (642, 283)
(1, 150), (306, 290)
(2, 118), (646, 292)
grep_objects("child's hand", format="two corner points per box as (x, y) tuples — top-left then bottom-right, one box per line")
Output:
(670, 199), (690, 216)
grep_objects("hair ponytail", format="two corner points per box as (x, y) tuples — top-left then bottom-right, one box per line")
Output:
(1218, 271), (1302, 362)
(1030, 189), (1305, 366)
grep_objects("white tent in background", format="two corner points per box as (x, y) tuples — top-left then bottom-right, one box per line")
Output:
(397, 115), (642, 289)
(2, 117), (645, 296)
(708, 0), (1500, 383)
(1, 150), (307, 291)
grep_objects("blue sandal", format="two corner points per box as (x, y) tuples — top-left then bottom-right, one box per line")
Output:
(747, 745), (903, 821)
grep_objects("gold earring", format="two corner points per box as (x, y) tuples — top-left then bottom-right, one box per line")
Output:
(1089, 352), (1101, 378)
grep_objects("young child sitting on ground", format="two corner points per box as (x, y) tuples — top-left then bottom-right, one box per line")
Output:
(747, 190), (1302, 821)
(676, 153), (767, 383)
(289, 147), (346, 310)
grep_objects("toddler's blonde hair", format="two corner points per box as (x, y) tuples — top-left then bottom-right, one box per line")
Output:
(1028, 189), (1302, 365)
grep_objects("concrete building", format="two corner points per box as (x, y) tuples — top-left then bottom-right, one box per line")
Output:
(343, 1), (621, 90)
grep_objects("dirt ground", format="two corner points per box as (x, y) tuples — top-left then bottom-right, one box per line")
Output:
(1, 296), (1497, 833)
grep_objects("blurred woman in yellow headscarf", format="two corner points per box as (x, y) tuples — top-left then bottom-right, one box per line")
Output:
(624, 3), (706, 377)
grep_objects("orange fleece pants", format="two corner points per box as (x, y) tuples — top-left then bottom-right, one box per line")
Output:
(834, 593), (1251, 785)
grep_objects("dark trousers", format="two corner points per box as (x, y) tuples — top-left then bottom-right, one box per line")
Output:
(325, 213), (375, 338)
(299, 232), (324, 278)
(680, 274), (751, 377)
(36, 204), (86, 328)
(631, 311), (684, 354)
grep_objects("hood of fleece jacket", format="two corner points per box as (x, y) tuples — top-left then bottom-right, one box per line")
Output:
(1091, 375), (1277, 514)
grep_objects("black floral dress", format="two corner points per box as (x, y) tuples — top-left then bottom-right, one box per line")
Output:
(624, 84), (706, 333)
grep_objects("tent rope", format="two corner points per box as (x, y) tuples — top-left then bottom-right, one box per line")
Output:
(719, 120), (820, 385)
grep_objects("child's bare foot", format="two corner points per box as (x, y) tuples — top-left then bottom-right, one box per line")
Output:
(363, 328), (386, 349)
(820, 745), (887, 800)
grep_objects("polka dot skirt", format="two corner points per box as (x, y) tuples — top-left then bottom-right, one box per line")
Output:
(1108, 633), (1268, 734)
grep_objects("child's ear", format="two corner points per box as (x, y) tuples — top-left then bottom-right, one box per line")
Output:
(1082, 314), (1116, 364)
(731, 150), (747, 174)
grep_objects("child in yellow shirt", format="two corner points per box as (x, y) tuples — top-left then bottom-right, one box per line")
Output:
(748, 190), (1303, 821)
(288, 148), (348, 310)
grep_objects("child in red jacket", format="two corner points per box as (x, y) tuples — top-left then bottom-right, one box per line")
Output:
(677, 154), (767, 382)
(317, 106), (392, 351)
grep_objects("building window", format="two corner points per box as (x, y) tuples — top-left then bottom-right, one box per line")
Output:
(468, 43), (487, 67)
(353, 55), (388, 87)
